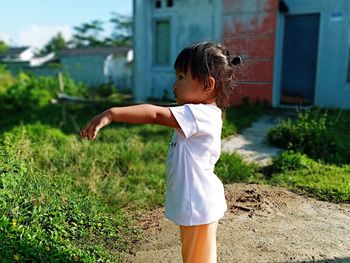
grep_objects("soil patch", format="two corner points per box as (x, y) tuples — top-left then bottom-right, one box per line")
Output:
(122, 183), (350, 263)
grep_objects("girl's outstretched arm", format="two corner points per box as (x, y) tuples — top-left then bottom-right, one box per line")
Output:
(80, 104), (180, 140)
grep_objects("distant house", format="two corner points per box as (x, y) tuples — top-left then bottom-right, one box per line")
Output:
(0, 46), (58, 77)
(133, 0), (350, 109)
(0, 46), (37, 62)
(0, 46), (133, 90)
(59, 47), (133, 90)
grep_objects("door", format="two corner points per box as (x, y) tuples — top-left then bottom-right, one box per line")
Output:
(280, 14), (320, 105)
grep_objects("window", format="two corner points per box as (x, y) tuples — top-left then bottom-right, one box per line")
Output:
(154, 20), (170, 65)
(154, 0), (174, 9)
(167, 0), (174, 7)
(348, 46), (350, 82)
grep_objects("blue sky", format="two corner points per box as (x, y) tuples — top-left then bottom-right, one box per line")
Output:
(0, 0), (132, 48)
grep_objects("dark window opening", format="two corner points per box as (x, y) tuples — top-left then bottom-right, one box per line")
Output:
(155, 20), (170, 65)
(348, 47), (350, 82)
(167, 0), (174, 7)
(155, 0), (161, 8)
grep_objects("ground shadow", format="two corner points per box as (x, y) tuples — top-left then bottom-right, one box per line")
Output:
(283, 258), (350, 263)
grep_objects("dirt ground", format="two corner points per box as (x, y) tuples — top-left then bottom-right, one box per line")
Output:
(121, 183), (350, 263)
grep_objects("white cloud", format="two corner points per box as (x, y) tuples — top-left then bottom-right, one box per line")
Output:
(17, 25), (73, 48)
(0, 32), (11, 44)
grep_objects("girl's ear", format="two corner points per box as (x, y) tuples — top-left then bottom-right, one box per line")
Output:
(207, 76), (216, 93)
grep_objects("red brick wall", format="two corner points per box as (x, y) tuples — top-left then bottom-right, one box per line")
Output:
(222, 0), (279, 105)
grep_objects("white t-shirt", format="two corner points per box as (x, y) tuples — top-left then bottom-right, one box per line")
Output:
(165, 103), (227, 226)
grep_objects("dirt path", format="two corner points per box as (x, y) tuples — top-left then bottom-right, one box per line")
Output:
(122, 183), (350, 263)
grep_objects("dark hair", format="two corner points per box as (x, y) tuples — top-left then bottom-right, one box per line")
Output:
(174, 42), (241, 109)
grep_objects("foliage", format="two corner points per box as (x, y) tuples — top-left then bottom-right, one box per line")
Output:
(106, 13), (133, 46)
(0, 71), (87, 112)
(222, 97), (269, 138)
(271, 150), (315, 173)
(69, 13), (132, 48)
(1, 68), (350, 260)
(40, 32), (68, 55)
(0, 124), (138, 261)
(87, 83), (125, 103)
(0, 65), (16, 95)
(0, 40), (8, 54)
(71, 20), (106, 48)
(215, 153), (256, 184)
(268, 108), (345, 164)
(267, 151), (350, 203)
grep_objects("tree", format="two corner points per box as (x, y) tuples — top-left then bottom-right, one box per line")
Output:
(66, 13), (133, 48)
(0, 40), (8, 54)
(106, 12), (132, 46)
(40, 32), (67, 55)
(71, 20), (105, 48)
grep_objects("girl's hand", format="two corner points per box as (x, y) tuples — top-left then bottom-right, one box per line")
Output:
(80, 111), (112, 140)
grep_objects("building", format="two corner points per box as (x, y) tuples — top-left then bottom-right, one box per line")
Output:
(59, 47), (133, 90)
(133, 0), (350, 109)
(0, 46), (60, 77)
(0, 46), (133, 91)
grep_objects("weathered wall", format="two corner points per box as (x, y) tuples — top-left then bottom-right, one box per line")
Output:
(222, 0), (279, 105)
(133, 0), (222, 101)
(273, 0), (350, 109)
(61, 56), (106, 87)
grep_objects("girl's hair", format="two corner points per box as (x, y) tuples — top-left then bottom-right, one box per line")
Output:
(174, 42), (241, 109)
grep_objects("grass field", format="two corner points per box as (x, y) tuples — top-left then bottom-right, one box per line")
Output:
(1, 99), (350, 261)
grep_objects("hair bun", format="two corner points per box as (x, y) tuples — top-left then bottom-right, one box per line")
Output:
(231, 56), (242, 65)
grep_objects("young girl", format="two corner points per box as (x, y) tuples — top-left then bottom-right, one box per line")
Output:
(80, 42), (241, 263)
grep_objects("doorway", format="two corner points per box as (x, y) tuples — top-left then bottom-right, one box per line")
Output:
(280, 14), (320, 105)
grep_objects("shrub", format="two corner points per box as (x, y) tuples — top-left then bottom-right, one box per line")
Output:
(0, 72), (87, 112)
(0, 65), (16, 94)
(215, 152), (256, 184)
(268, 108), (342, 163)
(271, 150), (315, 173)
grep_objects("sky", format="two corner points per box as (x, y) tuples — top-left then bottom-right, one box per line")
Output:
(0, 0), (132, 48)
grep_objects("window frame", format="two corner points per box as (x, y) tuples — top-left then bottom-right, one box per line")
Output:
(152, 17), (172, 67)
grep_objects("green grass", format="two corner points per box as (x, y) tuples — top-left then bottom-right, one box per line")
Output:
(263, 109), (350, 203)
(219, 108), (350, 204)
(222, 99), (269, 138)
(0, 104), (173, 261)
(1, 94), (350, 261)
(0, 99), (266, 261)
(0, 123), (142, 261)
(266, 151), (350, 203)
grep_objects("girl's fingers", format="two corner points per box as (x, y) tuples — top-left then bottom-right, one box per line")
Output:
(87, 124), (95, 140)
(81, 114), (108, 140)
(80, 124), (89, 139)
(92, 127), (99, 140)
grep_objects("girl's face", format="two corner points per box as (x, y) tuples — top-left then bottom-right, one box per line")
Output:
(173, 70), (215, 105)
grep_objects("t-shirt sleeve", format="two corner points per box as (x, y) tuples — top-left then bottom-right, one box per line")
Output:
(169, 104), (218, 139)
(169, 105), (198, 138)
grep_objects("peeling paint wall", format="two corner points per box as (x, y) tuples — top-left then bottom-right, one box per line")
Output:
(222, 0), (279, 105)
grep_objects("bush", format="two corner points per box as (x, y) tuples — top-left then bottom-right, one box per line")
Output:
(0, 65), (16, 94)
(268, 108), (342, 163)
(0, 71), (87, 112)
(215, 153), (256, 184)
(271, 151), (315, 173)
